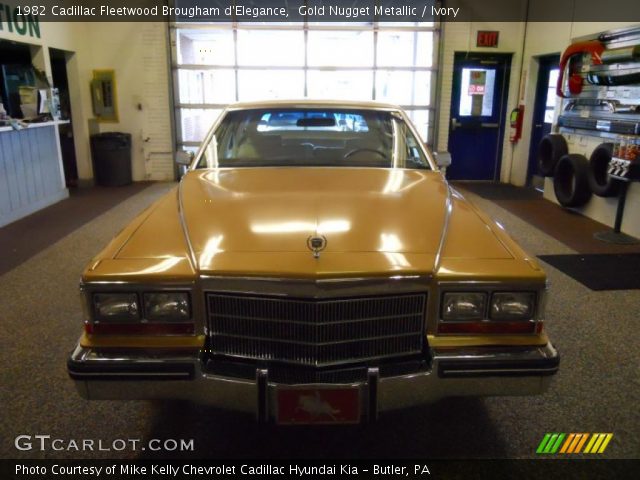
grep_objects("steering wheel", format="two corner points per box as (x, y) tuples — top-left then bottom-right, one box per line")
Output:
(343, 148), (388, 159)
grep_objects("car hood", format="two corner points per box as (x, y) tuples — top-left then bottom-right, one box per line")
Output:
(92, 168), (518, 282)
(180, 167), (444, 255)
(174, 168), (511, 274)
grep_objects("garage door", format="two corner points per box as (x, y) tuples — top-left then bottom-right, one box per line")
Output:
(170, 21), (439, 152)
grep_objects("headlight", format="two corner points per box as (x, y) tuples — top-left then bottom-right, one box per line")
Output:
(93, 293), (139, 322)
(144, 292), (191, 322)
(490, 292), (535, 320)
(442, 292), (487, 321)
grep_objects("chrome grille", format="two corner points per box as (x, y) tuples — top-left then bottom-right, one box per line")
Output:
(206, 293), (426, 367)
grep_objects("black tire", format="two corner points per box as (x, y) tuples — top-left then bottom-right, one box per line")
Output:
(553, 153), (593, 208)
(538, 134), (568, 177)
(588, 143), (621, 197)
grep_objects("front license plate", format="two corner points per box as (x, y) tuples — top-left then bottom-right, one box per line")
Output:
(276, 386), (361, 425)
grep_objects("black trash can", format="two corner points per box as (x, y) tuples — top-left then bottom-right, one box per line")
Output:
(90, 132), (132, 186)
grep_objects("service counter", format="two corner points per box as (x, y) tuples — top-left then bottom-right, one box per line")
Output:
(0, 120), (70, 227)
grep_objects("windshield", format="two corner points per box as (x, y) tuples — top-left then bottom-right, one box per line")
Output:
(196, 108), (431, 170)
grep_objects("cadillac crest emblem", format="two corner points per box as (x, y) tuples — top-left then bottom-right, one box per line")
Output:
(306, 235), (327, 259)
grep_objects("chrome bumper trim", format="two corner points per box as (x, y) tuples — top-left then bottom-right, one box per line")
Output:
(367, 367), (379, 421)
(256, 368), (269, 423)
(435, 343), (560, 378)
(68, 341), (559, 415)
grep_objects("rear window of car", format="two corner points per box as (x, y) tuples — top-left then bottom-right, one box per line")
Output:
(256, 111), (370, 132)
(196, 108), (430, 170)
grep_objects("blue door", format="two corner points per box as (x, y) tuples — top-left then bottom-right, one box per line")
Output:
(447, 53), (512, 180)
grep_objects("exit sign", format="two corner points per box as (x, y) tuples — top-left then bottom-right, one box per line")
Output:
(477, 31), (499, 48)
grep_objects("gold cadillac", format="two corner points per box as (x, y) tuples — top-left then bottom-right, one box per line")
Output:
(68, 100), (559, 424)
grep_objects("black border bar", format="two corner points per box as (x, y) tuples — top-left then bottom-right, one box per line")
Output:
(1, 1), (640, 23)
(3, 459), (639, 480)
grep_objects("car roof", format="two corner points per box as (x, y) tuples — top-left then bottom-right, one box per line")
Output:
(225, 99), (402, 111)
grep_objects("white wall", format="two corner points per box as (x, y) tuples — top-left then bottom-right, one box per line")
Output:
(1, 21), (173, 182)
(85, 23), (173, 181)
(508, 20), (569, 186)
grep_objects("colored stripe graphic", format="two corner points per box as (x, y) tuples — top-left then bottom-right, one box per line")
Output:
(574, 433), (589, 453)
(544, 433), (559, 453)
(584, 434), (598, 453)
(569, 433), (586, 453)
(591, 433), (606, 453)
(597, 434), (613, 453)
(536, 433), (552, 454)
(559, 433), (575, 454)
(560, 433), (580, 453)
(537, 433), (613, 454)
(550, 433), (565, 453)
(584, 433), (614, 454)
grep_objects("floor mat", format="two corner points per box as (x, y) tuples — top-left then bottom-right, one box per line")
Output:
(452, 181), (542, 201)
(538, 253), (640, 290)
(454, 182), (640, 255)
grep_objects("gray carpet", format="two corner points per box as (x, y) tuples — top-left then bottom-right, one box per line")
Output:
(538, 253), (640, 290)
(0, 183), (638, 460)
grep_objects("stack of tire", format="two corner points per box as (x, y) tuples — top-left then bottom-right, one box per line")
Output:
(537, 134), (621, 207)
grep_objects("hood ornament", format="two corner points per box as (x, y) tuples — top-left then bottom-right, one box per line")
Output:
(307, 235), (327, 259)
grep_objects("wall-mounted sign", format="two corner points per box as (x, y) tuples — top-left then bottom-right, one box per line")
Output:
(477, 31), (499, 48)
(468, 70), (487, 95)
(0, 4), (40, 38)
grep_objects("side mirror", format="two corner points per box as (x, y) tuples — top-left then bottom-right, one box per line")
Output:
(175, 150), (194, 166)
(434, 151), (452, 169)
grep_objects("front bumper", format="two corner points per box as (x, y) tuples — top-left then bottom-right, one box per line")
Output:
(68, 342), (559, 419)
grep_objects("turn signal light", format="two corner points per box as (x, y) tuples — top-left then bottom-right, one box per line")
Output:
(85, 323), (195, 335)
(438, 321), (539, 335)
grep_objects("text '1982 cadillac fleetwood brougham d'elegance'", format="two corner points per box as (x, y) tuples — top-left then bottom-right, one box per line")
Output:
(68, 100), (559, 424)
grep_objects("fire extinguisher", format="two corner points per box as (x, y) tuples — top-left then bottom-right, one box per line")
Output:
(510, 106), (524, 143)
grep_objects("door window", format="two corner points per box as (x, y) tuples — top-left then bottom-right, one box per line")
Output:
(307, 31), (374, 67)
(375, 71), (431, 106)
(237, 30), (304, 66)
(307, 71), (373, 101)
(238, 70), (305, 101)
(544, 69), (560, 123)
(458, 68), (496, 117)
(172, 22), (439, 147)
